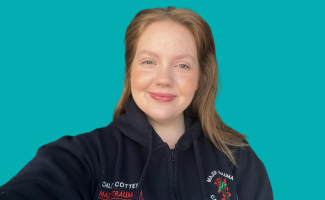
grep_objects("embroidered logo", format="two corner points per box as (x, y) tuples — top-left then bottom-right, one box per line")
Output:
(206, 170), (233, 200)
(97, 190), (144, 200)
(214, 177), (231, 200)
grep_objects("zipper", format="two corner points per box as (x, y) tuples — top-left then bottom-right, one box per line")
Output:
(171, 149), (177, 199)
(171, 149), (176, 162)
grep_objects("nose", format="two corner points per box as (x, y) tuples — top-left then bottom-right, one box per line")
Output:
(154, 65), (173, 87)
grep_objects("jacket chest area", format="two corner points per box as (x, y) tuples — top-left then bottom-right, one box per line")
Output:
(93, 147), (237, 200)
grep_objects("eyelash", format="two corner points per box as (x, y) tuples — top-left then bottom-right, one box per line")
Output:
(141, 60), (190, 69)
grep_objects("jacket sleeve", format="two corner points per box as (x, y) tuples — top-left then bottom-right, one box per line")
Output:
(233, 146), (273, 200)
(0, 131), (100, 200)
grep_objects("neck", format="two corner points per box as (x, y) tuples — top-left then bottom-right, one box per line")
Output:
(146, 113), (185, 149)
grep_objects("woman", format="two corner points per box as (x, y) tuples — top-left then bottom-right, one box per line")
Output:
(0, 6), (273, 200)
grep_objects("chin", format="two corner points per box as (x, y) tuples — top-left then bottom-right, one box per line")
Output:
(147, 110), (174, 121)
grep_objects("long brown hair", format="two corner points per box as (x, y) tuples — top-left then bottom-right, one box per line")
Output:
(113, 6), (249, 166)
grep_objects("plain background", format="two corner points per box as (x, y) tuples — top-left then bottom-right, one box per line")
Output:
(0, 0), (324, 199)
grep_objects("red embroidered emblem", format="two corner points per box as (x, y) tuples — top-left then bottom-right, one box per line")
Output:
(214, 177), (231, 200)
(98, 190), (144, 200)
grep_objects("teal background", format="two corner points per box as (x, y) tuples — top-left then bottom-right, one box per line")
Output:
(0, 0), (324, 199)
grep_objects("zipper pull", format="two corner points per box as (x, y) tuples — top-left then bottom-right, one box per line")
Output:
(171, 149), (176, 161)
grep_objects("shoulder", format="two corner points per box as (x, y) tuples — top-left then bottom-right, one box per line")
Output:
(39, 122), (123, 156)
(76, 122), (124, 141)
(231, 140), (269, 180)
(225, 138), (267, 175)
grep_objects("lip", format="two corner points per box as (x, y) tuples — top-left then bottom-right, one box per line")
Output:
(149, 92), (176, 102)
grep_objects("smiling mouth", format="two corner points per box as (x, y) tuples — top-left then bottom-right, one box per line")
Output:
(149, 92), (176, 102)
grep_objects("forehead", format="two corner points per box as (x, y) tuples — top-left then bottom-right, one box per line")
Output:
(136, 21), (197, 60)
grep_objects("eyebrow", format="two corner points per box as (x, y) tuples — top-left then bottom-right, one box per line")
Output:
(138, 50), (196, 62)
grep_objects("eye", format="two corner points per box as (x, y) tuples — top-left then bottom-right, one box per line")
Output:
(178, 64), (190, 69)
(142, 60), (154, 65)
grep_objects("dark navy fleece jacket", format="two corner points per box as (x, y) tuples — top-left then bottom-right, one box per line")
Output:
(0, 96), (273, 200)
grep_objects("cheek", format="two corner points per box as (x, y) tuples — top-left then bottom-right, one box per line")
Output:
(176, 73), (198, 94)
(131, 68), (153, 91)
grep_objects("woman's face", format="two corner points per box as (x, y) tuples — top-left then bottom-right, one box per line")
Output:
(130, 20), (199, 124)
